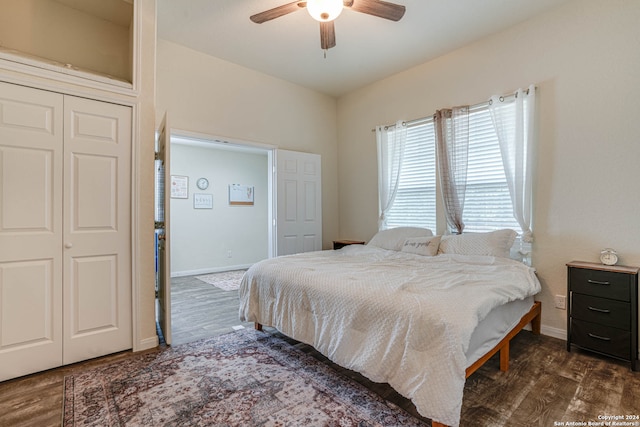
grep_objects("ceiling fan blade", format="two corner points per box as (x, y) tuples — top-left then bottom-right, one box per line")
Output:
(320, 21), (336, 50)
(250, 1), (307, 24)
(346, 0), (405, 21)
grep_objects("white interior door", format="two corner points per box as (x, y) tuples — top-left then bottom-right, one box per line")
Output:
(156, 113), (172, 345)
(0, 81), (64, 381)
(62, 95), (132, 364)
(276, 149), (322, 255)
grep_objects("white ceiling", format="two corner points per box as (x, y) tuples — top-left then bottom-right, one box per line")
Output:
(157, 0), (570, 98)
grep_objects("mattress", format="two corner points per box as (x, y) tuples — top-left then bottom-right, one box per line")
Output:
(465, 296), (534, 367)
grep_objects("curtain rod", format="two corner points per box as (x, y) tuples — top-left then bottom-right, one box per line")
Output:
(371, 87), (533, 132)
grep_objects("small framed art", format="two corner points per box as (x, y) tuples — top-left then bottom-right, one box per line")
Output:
(193, 193), (213, 209)
(170, 175), (188, 199)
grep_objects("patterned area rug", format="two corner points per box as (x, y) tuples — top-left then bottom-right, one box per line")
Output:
(195, 269), (246, 291)
(63, 329), (426, 426)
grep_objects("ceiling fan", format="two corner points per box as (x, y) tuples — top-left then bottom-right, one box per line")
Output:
(250, 0), (406, 51)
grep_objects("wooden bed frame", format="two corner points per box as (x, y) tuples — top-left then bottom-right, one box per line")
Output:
(255, 300), (542, 427)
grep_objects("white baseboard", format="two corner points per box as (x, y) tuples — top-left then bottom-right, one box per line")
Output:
(540, 324), (566, 341)
(171, 264), (253, 278)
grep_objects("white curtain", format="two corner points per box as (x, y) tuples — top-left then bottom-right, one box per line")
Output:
(489, 84), (536, 243)
(435, 107), (470, 234)
(376, 120), (407, 230)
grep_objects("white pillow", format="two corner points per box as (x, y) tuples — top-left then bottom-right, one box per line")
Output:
(367, 227), (433, 251)
(438, 229), (517, 258)
(401, 235), (441, 256)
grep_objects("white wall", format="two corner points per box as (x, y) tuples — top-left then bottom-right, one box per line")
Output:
(336, 0), (640, 337)
(170, 143), (269, 275)
(156, 40), (339, 250)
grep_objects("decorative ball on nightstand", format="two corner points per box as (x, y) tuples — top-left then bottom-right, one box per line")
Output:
(600, 248), (618, 266)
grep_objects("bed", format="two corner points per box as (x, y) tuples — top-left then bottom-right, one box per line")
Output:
(239, 228), (542, 427)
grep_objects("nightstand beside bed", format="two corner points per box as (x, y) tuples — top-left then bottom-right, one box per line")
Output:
(567, 261), (639, 371)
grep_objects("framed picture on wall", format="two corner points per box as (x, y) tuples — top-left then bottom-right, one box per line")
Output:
(229, 184), (254, 206)
(193, 193), (213, 209)
(170, 175), (188, 199)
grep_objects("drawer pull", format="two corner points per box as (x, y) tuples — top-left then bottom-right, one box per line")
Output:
(587, 279), (610, 285)
(587, 306), (611, 314)
(588, 333), (611, 341)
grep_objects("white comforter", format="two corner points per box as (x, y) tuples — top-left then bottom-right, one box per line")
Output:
(239, 245), (541, 426)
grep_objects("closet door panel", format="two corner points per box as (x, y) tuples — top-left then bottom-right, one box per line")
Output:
(72, 153), (117, 231)
(1, 260), (55, 345)
(0, 81), (63, 381)
(1, 147), (54, 235)
(63, 96), (132, 365)
(69, 255), (118, 335)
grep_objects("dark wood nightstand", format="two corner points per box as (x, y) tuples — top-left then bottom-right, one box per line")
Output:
(567, 261), (639, 370)
(333, 239), (365, 250)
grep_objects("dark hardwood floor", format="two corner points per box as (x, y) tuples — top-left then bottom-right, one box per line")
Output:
(1, 274), (638, 426)
(272, 329), (640, 426)
(170, 273), (252, 346)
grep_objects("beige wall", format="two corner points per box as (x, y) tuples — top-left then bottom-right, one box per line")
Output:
(336, 0), (640, 336)
(0, 0), (133, 82)
(156, 40), (339, 250)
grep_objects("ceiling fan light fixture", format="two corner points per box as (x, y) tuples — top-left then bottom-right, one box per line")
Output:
(307, 0), (344, 22)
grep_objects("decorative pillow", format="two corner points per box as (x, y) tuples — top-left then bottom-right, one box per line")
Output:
(438, 229), (517, 258)
(367, 227), (433, 251)
(401, 235), (441, 256)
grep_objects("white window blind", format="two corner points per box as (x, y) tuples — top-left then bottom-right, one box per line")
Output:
(379, 91), (530, 237)
(462, 105), (520, 232)
(384, 120), (437, 230)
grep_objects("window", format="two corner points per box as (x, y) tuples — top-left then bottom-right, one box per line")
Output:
(462, 105), (520, 233)
(384, 120), (437, 231)
(379, 89), (533, 238)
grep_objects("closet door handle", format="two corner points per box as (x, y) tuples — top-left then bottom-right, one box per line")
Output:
(64, 242), (73, 249)
(588, 306), (611, 314)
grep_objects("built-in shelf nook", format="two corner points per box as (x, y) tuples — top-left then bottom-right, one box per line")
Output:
(0, 0), (135, 89)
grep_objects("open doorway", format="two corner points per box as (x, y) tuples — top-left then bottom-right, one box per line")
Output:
(157, 132), (275, 346)
(155, 129), (322, 346)
(169, 136), (272, 275)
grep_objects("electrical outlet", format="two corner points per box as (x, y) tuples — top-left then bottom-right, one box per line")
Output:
(554, 295), (566, 310)
(227, 250), (232, 258)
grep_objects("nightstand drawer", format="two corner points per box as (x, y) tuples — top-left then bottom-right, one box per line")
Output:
(571, 293), (630, 330)
(571, 319), (630, 360)
(570, 268), (630, 301)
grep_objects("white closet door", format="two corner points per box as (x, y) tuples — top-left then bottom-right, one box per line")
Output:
(276, 149), (322, 255)
(62, 96), (132, 364)
(0, 81), (64, 381)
